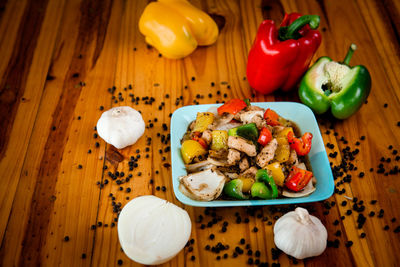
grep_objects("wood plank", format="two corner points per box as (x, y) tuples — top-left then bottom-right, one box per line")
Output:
(0, 0), (64, 244)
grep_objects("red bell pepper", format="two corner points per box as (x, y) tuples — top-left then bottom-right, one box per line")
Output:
(246, 13), (322, 94)
(217, 99), (247, 115)
(191, 132), (208, 149)
(257, 127), (272, 146)
(264, 108), (281, 126)
(285, 166), (313, 192)
(287, 131), (313, 156)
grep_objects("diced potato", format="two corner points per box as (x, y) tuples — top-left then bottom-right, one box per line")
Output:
(192, 112), (215, 133)
(238, 177), (255, 193)
(265, 162), (285, 187)
(211, 130), (228, 150)
(275, 137), (290, 163)
(181, 140), (207, 164)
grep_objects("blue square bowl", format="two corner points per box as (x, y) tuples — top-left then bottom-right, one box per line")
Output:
(170, 102), (334, 207)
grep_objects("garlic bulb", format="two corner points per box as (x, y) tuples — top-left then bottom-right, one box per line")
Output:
(273, 207), (327, 259)
(96, 106), (145, 149)
(118, 195), (192, 265)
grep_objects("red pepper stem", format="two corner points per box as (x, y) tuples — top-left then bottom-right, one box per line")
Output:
(342, 43), (357, 65)
(279, 15), (320, 41)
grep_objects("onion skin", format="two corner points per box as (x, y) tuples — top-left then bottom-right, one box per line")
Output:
(118, 195), (192, 265)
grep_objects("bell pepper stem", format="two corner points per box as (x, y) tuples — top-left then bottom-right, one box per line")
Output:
(342, 43), (357, 65)
(279, 15), (320, 41)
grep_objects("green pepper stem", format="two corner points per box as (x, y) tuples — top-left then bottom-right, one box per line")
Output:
(279, 15), (320, 41)
(342, 43), (357, 65)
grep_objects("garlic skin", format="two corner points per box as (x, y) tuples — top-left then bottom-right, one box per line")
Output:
(118, 195), (192, 265)
(273, 207), (327, 260)
(96, 106), (145, 149)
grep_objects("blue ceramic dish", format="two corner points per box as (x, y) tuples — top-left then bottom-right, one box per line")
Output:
(170, 102), (334, 207)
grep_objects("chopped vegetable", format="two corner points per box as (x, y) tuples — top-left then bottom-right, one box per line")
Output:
(238, 176), (255, 192)
(191, 131), (208, 149)
(285, 166), (313, 192)
(251, 182), (272, 199)
(287, 131), (313, 156)
(258, 127), (272, 146)
(275, 137), (291, 163)
(192, 112), (214, 132)
(210, 130), (228, 150)
(228, 123), (259, 143)
(217, 99), (247, 115)
(264, 108), (281, 126)
(223, 179), (249, 200)
(236, 123), (259, 143)
(276, 127), (293, 138)
(181, 140), (207, 164)
(254, 169), (278, 198)
(265, 162), (285, 187)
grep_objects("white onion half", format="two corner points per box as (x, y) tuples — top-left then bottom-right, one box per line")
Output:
(118, 195), (192, 265)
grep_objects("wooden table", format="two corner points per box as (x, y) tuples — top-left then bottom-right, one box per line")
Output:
(1, 0), (399, 266)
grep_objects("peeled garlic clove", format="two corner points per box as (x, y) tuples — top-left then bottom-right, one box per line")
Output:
(273, 207), (327, 260)
(118, 195), (191, 265)
(96, 106), (145, 149)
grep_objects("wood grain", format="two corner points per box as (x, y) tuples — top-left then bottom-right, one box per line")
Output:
(0, 0), (400, 266)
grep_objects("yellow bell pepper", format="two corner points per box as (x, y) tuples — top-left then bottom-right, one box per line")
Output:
(276, 127), (294, 138)
(181, 140), (207, 164)
(275, 137), (291, 163)
(238, 176), (255, 193)
(211, 130), (228, 150)
(192, 112), (214, 133)
(139, 0), (219, 59)
(265, 162), (285, 187)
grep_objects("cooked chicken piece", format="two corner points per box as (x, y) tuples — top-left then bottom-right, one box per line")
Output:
(256, 138), (278, 168)
(179, 168), (226, 201)
(227, 148), (241, 165)
(209, 113), (234, 130)
(201, 129), (212, 144)
(209, 149), (228, 160)
(228, 136), (257, 157)
(287, 149), (299, 166)
(239, 157), (249, 172)
(233, 110), (245, 121)
(240, 166), (258, 178)
(246, 105), (264, 111)
(240, 110), (266, 129)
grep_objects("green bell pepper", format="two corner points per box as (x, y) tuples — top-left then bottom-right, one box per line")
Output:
(251, 182), (272, 199)
(250, 169), (278, 199)
(299, 44), (371, 119)
(228, 123), (259, 143)
(223, 179), (249, 200)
